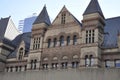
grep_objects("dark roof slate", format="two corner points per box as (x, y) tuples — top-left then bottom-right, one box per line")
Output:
(83, 0), (104, 18)
(103, 17), (120, 48)
(0, 17), (10, 41)
(7, 32), (31, 58)
(3, 38), (16, 48)
(33, 6), (51, 25)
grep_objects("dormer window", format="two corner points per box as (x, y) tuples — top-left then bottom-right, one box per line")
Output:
(61, 13), (66, 24)
(18, 48), (24, 60)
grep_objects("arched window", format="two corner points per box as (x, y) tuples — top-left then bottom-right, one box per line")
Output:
(42, 64), (48, 69)
(34, 59), (37, 69)
(73, 35), (77, 45)
(67, 36), (70, 45)
(53, 38), (57, 47)
(15, 66), (18, 72)
(10, 66), (13, 72)
(24, 65), (27, 71)
(61, 62), (68, 69)
(85, 55), (89, 67)
(6, 67), (9, 72)
(48, 39), (51, 48)
(60, 36), (64, 46)
(31, 60), (33, 69)
(72, 61), (79, 68)
(90, 55), (94, 66)
(52, 63), (58, 69)
(18, 48), (24, 60)
(19, 66), (22, 71)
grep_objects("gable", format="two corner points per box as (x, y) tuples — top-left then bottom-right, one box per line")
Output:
(52, 6), (81, 26)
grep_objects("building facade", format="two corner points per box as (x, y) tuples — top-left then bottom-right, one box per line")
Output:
(18, 14), (37, 33)
(0, 0), (120, 80)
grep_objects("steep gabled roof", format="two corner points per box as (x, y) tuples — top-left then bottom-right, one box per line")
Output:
(52, 6), (82, 26)
(0, 17), (10, 41)
(7, 32), (31, 58)
(83, 0), (104, 18)
(33, 5), (51, 25)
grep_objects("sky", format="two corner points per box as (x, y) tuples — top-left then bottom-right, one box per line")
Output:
(0, 0), (120, 28)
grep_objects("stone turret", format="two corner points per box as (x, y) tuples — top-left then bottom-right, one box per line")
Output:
(81, 0), (105, 68)
(27, 5), (51, 70)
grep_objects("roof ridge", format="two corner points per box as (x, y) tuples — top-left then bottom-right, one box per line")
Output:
(106, 16), (120, 20)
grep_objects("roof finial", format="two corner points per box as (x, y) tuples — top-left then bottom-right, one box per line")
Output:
(44, 4), (46, 8)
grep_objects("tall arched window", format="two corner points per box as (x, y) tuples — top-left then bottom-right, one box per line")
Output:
(90, 55), (94, 66)
(60, 36), (64, 46)
(18, 48), (24, 60)
(53, 38), (57, 47)
(73, 35), (77, 45)
(31, 60), (33, 69)
(85, 55), (89, 67)
(34, 59), (37, 69)
(48, 39), (51, 48)
(67, 36), (70, 45)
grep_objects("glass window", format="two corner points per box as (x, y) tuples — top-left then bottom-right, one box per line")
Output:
(60, 36), (64, 46)
(19, 66), (22, 71)
(52, 63), (58, 69)
(42, 64), (48, 69)
(6, 67), (9, 72)
(61, 13), (66, 24)
(73, 35), (77, 45)
(18, 48), (24, 60)
(33, 37), (40, 50)
(115, 60), (120, 68)
(72, 62), (79, 68)
(10, 66), (13, 72)
(105, 60), (114, 68)
(24, 65), (27, 71)
(31, 60), (33, 69)
(34, 59), (37, 69)
(61, 62), (68, 69)
(67, 36), (70, 45)
(53, 38), (57, 47)
(15, 66), (18, 72)
(85, 55), (89, 67)
(90, 55), (94, 66)
(48, 39), (51, 48)
(86, 30), (95, 44)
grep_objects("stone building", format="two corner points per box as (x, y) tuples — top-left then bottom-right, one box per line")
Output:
(0, 0), (120, 80)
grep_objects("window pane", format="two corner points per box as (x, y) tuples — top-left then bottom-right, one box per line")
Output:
(67, 36), (70, 45)
(48, 39), (51, 48)
(60, 36), (64, 46)
(53, 38), (57, 47)
(115, 60), (120, 68)
(105, 60), (114, 68)
(73, 35), (77, 45)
